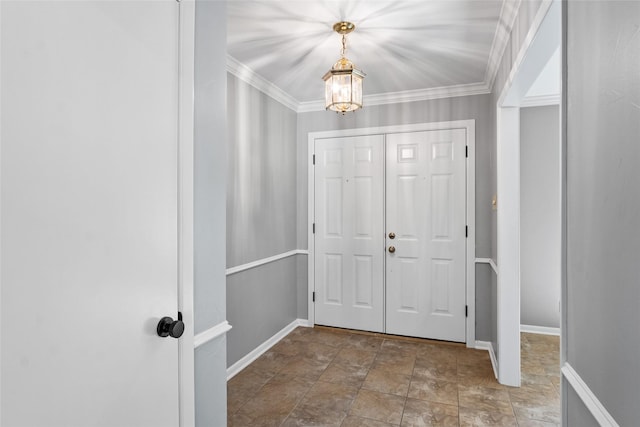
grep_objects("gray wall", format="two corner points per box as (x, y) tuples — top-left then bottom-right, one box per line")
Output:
(226, 74), (299, 367)
(194, 1), (228, 426)
(520, 105), (561, 328)
(565, 1), (640, 424)
(296, 94), (494, 340)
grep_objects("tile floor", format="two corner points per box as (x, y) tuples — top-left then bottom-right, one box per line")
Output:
(227, 327), (560, 426)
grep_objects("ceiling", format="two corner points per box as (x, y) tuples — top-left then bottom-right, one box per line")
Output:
(227, 0), (517, 110)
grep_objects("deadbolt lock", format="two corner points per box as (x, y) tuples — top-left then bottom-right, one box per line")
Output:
(388, 232), (396, 239)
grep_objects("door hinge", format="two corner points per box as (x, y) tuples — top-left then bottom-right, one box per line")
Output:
(312, 291), (316, 302)
(465, 146), (468, 158)
(312, 154), (315, 165)
(312, 223), (315, 234)
(465, 225), (468, 238)
(465, 305), (468, 317)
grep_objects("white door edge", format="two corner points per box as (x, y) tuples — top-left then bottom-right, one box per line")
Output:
(177, 2), (196, 426)
(307, 120), (476, 347)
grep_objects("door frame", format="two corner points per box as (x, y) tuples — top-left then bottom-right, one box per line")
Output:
(494, 0), (560, 387)
(177, 1), (196, 425)
(307, 120), (476, 347)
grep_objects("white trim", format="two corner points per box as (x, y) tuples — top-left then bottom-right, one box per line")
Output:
(194, 321), (232, 349)
(562, 363), (620, 427)
(494, 0), (559, 388)
(475, 257), (498, 275)
(520, 93), (561, 107)
(308, 120), (476, 348)
(226, 55), (299, 112)
(226, 249), (308, 276)
(475, 341), (499, 380)
(226, 319), (311, 380)
(297, 83), (491, 113)
(520, 324), (560, 336)
(177, 2), (195, 426)
(486, 0), (522, 91)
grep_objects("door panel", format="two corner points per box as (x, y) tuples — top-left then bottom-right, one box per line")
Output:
(1, 2), (180, 425)
(386, 130), (466, 342)
(314, 135), (384, 332)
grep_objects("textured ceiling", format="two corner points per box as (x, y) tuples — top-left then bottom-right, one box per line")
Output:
(227, 0), (509, 105)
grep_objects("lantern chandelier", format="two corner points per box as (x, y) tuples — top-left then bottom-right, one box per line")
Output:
(322, 21), (365, 113)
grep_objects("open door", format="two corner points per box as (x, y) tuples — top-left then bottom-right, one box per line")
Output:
(1, 2), (186, 425)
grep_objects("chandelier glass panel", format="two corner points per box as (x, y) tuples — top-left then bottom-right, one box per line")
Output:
(323, 21), (365, 113)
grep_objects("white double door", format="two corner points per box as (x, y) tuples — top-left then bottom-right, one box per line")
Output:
(314, 129), (467, 342)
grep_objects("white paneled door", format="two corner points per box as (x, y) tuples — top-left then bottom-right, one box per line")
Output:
(313, 129), (467, 342)
(314, 135), (385, 332)
(385, 130), (467, 342)
(2, 2), (182, 426)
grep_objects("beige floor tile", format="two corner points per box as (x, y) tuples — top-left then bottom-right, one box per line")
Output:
(458, 407), (518, 427)
(342, 334), (384, 351)
(407, 377), (459, 406)
(341, 415), (399, 427)
(458, 384), (513, 415)
(401, 398), (459, 426)
(284, 380), (358, 426)
(362, 366), (412, 396)
(349, 389), (406, 425)
(319, 361), (370, 387)
(372, 351), (416, 375)
(226, 328), (561, 427)
(334, 347), (377, 367)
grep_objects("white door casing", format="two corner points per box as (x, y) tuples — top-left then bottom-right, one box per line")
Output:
(309, 121), (474, 345)
(1, 1), (190, 425)
(314, 135), (385, 332)
(385, 130), (467, 342)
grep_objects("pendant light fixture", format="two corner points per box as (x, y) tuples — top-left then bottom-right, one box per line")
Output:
(323, 21), (365, 113)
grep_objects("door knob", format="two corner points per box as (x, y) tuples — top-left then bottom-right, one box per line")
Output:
(157, 313), (184, 339)
(388, 232), (396, 239)
(388, 246), (396, 253)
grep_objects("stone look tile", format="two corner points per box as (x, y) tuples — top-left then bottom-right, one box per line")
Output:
(350, 389), (406, 425)
(459, 407), (518, 426)
(372, 351), (416, 375)
(227, 328), (560, 427)
(319, 361), (369, 387)
(413, 357), (458, 382)
(343, 334), (384, 351)
(235, 375), (311, 425)
(284, 380), (358, 426)
(512, 402), (561, 424)
(458, 384), (514, 415)
(334, 347), (377, 367)
(407, 377), (459, 406)
(341, 415), (399, 427)
(362, 366), (412, 396)
(401, 398), (459, 426)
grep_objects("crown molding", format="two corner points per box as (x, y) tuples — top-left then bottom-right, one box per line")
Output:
(226, 55), (300, 112)
(520, 93), (560, 107)
(297, 82), (492, 113)
(485, 0), (522, 92)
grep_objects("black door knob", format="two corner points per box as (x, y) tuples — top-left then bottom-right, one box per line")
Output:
(157, 315), (184, 339)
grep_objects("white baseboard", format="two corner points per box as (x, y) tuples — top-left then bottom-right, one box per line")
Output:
(562, 363), (620, 427)
(520, 324), (560, 336)
(226, 318), (311, 380)
(475, 340), (498, 379)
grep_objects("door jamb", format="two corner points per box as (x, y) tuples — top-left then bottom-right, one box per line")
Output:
(177, 1), (195, 426)
(307, 120), (476, 347)
(494, 0), (560, 386)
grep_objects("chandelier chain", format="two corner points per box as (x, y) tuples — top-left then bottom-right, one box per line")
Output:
(341, 34), (347, 57)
